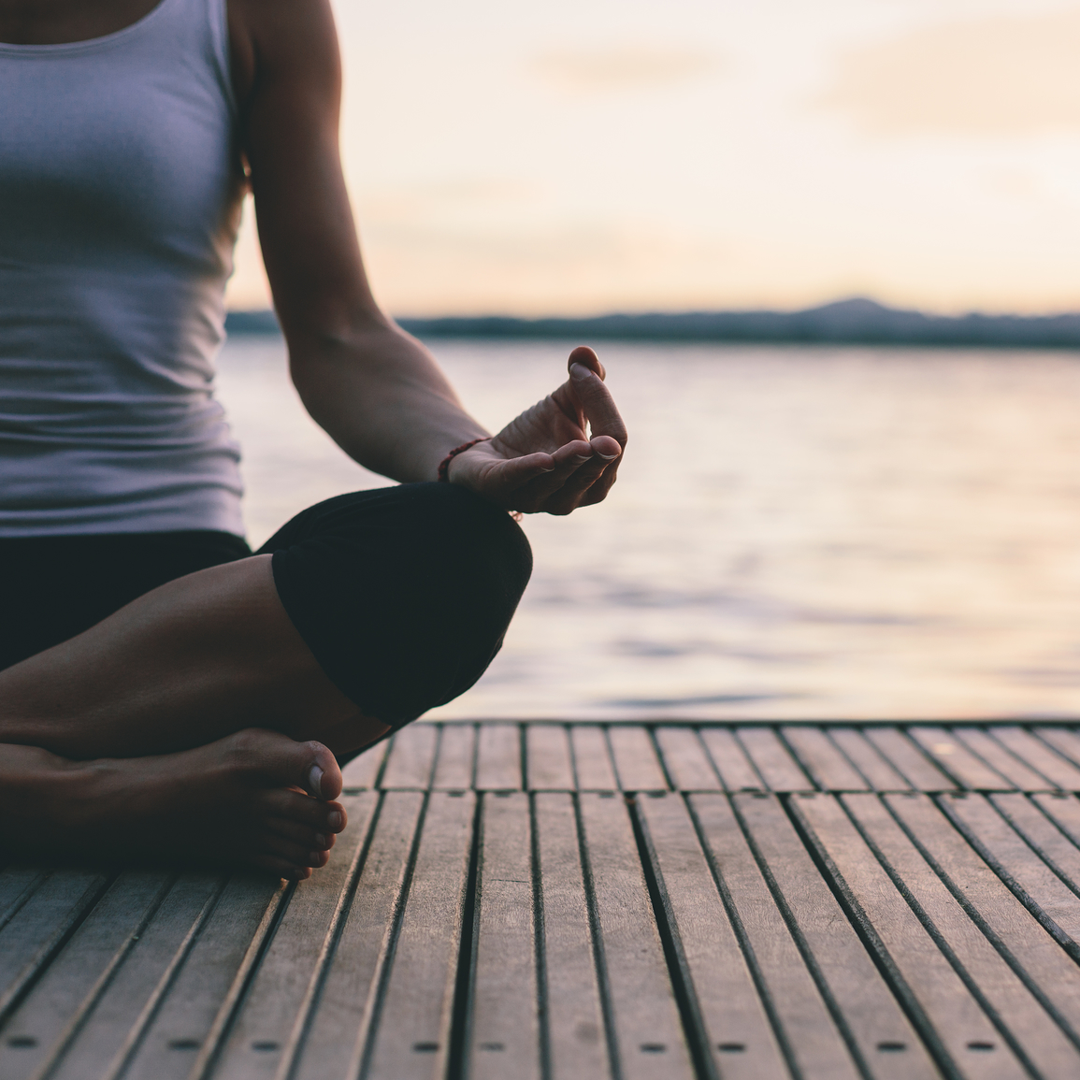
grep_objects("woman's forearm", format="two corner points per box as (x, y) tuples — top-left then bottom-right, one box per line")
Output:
(287, 317), (489, 484)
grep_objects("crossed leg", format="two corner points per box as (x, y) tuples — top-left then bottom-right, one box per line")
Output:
(0, 555), (390, 879)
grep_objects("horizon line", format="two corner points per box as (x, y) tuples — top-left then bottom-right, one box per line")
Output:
(225, 296), (1080, 349)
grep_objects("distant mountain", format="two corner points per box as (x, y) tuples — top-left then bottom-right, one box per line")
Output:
(226, 299), (1080, 348)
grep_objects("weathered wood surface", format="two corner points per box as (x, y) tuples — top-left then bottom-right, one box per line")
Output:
(6, 721), (1080, 1079)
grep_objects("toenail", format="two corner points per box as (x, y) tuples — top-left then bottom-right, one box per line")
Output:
(307, 765), (324, 798)
(327, 811), (343, 831)
(315, 834), (328, 848)
(309, 851), (322, 865)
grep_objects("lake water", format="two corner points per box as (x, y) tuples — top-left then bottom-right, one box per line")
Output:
(216, 337), (1080, 721)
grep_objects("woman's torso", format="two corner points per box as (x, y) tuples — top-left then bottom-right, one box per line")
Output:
(0, 0), (248, 536)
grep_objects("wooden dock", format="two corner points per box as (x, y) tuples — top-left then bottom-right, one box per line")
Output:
(6, 721), (1080, 1079)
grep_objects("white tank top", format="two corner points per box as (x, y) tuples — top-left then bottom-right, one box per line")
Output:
(0, 0), (246, 536)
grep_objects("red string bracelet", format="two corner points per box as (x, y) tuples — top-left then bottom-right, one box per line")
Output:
(437, 436), (491, 483)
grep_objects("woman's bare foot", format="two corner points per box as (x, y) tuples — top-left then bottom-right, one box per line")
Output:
(0, 728), (348, 880)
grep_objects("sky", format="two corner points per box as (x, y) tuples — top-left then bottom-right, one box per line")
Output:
(225, 0), (1080, 318)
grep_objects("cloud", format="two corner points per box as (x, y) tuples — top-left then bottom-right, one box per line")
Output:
(816, 9), (1080, 136)
(532, 46), (717, 94)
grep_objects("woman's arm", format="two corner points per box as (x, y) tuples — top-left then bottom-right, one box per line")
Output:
(227, 0), (625, 512)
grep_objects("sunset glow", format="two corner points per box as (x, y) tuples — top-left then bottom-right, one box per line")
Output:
(225, 0), (1080, 318)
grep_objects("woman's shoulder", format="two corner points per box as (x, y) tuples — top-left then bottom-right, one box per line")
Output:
(227, 0), (340, 113)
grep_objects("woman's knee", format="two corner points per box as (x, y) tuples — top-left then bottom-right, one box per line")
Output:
(267, 483), (532, 726)
(415, 482), (533, 608)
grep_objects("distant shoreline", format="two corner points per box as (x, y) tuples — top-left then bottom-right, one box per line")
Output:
(226, 297), (1080, 350)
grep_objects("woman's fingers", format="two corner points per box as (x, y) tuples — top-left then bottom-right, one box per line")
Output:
(503, 441), (622, 513)
(510, 440), (592, 504)
(576, 455), (621, 506)
(543, 459), (611, 513)
(567, 344), (605, 381)
(568, 362), (627, 448)
(589, 435), (623, 458)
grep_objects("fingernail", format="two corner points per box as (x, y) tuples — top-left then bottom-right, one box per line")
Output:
(571, 454), (591, 465)
(570, 362), (590, 380)
(539, 464), (555, 472)
(327, 811), (344, 830)
(308, 765), (324, 798)
(598, 452), (619, 461)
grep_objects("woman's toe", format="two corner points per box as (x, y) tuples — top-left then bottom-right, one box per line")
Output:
(265, 816), (335, 851)
(300, 740), (343, 801)
(255, 789), (347, 833)
(228, 729), (342, 802)
(260, 832), (328, 869)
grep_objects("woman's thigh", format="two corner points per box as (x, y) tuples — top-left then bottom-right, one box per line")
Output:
(1, 485), (532, 731)
(0, 530), (251, 671)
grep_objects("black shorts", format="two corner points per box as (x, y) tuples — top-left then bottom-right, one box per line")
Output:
(0, 483), (532, 732)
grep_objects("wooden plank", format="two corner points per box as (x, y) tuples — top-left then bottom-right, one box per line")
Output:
(468, 793), (540, 1079)
(691, 794), (860, 1080)
(342, 740), (389, 790)
(991, 727), (1080, 790)
(45, 875), (224, 1080)
(698, 727), (764, 792)
(1033, 728), (1080, 772)
(0, 870), (110, 1023)
(363, 791), (475, 1080)
(736, 727), (813, 792)
(533, 793), (611, 1080)
(432, 724), (476, 791)
(938, 791), (1080, 955)
(576, 792), (694, 1080)
(791, 792), (1029, 1079)
(735, 793), (937, 1079)
(886, 791), (1080, 1060)
(894, 793), (1080, 991)
(294, 791), (426, 1080)
(569, 726), (618, 791)
(0, 867), (47, 934)
(907, 728), (1013, 791)
(991, 792), (1080, 899)
(951, 728), (1052, 792)
(525, 724), (575, 791)
(1031, 792), (1080, 849)
(652, 728), (722, 791)
(850, 793), (1080, 1079)
(0, 871), (171, 1080)
(827, 728), (913, 791)
(635, 792), (791, 1079)
(380, 725), (438, 790)
(606, 727), (668, 792)
(121, 875), (286, 1080)
(780, 726), (869, 791)
(209, 793), (378, 1080)
(475, 723), (522, 791)
(863, 728), (958, 792)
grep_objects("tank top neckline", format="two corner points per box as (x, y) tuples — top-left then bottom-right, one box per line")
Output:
(0, 0), (180, 55)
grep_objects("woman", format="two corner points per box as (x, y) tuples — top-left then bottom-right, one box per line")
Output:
(0, 0), (625, 879)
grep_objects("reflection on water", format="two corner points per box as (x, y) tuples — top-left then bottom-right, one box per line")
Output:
(216, 338), (1080, 720)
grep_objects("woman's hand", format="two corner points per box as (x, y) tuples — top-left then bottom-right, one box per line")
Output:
(446, 346), (627, 515)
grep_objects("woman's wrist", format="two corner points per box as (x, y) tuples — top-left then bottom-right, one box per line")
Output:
(437, 436), (491, 483)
